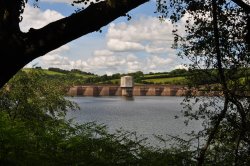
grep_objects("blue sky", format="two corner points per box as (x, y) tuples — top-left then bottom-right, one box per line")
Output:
(21, 0), (187, 75)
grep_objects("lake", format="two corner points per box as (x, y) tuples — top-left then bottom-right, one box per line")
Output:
(67, 96), (203, 147)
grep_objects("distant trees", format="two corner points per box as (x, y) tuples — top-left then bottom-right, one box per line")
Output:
(24, 68), (195, 85)
(110, 73), (121, 79)
(169, 69), (188, 77)
(128, 71), (144, 83)
(48, 67), (94, 75)
(35, 66), (42, 69)
(70, 69), (94, 75)
(48, 67), (70, 74)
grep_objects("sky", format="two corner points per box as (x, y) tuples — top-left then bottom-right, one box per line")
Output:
(20, 0), (187, 75)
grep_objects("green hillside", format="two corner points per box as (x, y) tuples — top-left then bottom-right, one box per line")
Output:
(22, 68), (97, 86)
(23, 68), (65, 76)
(22, 68), (190, 86)
(143, 77), (187, 85)
(22, 67), (250, 87)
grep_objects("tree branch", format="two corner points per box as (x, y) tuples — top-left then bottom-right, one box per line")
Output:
(197, 97), (229, 166)
(24, 0), (149, 58)
(234, 129), (243, 166)
(197, 0), (229, 165)
(0, 0), (148, 88)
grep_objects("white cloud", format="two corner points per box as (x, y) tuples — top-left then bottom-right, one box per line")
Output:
(20, 4), (64, 32)
(88, 55), (126, 67)
(23, 6), (187, 75)
(106, 16), (180, 55)
(146, 55), (174, 72)
(42, 54), (70, 66)
(68, 16), (186, 74)
(174, 65), (188, 70)
(40, 45), (71, 68)
(108, 17), (174, 42)
(69, 53), (128, 74)
(145, 45), (166, 54)
(127, 54), (138, 62)
(127, 61), (142, 73)
(93, 49), (114, 57)
(107, 39), (145, 52)
(150, 55), (174, 66)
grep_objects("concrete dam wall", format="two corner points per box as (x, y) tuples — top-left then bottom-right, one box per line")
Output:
(67, 85), (222, 97)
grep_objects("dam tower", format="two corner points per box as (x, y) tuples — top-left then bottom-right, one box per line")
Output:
(120, 76), (133, 97)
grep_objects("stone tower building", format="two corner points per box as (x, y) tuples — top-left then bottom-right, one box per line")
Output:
(120, 76), (133, 97)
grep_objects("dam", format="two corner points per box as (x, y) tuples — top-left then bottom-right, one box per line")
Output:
(67, 85), (219, 97)
(67, 76), (225, 97)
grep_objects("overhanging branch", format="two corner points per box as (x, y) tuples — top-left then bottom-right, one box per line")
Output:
(24, 0), (149, 58)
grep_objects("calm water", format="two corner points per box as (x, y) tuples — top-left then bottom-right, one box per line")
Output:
(67, 96), (203, 146)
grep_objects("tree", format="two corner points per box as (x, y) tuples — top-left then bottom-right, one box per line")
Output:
(0, 0), (148, 88)
(2, 0), (250, 164)
(156, 0), (250, 165)
(169, 69), (187, 76)
(0, 70), (78, 121)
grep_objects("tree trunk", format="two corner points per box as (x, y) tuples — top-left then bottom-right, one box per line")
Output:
(0, 0), (27, 87)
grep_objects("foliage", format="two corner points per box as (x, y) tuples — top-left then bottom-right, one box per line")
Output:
(156, 0), (250, 165)
(23, 68), (97, 87)
(0, 70), (195, 165)
(169, 69), (188, 77)
(0, 70), (78, 121)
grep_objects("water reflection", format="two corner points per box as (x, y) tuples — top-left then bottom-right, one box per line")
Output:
(122, 96), (134, 101)
(67, 96), (203, 147)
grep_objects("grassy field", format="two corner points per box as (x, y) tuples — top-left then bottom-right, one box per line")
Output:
(23, 68), (65, 76)
(110, 79), (120, 84)
(144, 76), (187, 85)
(41, 69), (66, 76)
(143, 74), (169, 78)
(23, 68), (95, 78)
(22, 68), (188, 85)
(73, 73), (96, 78)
